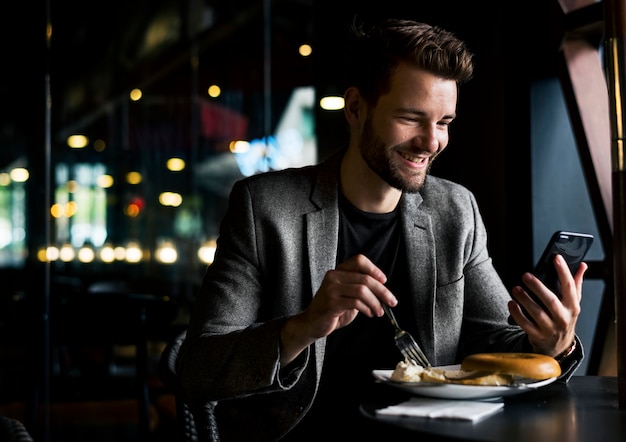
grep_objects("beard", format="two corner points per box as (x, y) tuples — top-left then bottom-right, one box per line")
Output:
(359, 116), (436, 193)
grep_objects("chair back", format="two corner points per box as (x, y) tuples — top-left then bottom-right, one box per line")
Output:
(159, 331), (220, 442)
(0, 416), (34, 442)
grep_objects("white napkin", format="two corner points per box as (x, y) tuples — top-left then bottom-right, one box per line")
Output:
(376, 397), (504, 422)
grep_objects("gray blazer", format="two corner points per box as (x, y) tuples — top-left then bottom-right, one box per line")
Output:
(177, 150), (580, 441)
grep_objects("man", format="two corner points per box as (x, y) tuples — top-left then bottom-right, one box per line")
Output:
(177, 18), (587, 441)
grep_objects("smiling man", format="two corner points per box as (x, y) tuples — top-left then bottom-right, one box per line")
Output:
(177, 18), (587, 441)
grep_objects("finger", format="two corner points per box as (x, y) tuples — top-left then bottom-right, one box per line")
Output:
(574, 261), (588, 298)
(335, 255), (397, 309)
(555, 255), (585, 305)
(507, 298), (536, 330)
(507, 298), (553, 349)
(319, 269), (395, 316)
(342, 272), (397, 312)
(521, 272), (555, 307)
(336, 254), (387, 284)
(510, 284), (552, 324)
(509, 291), (564, 353)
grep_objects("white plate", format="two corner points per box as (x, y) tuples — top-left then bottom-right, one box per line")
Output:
(372, 365), (557, 400)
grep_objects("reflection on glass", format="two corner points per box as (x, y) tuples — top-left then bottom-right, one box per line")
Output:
(54, 163), (108, 248)
(3, 1), (319, 298)
(156, 239), (177, 264)
(198, 240), (217, 265)
(0, 164), (28, 267)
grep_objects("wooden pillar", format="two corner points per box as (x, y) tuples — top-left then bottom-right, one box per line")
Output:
(604, 0), (626, 407)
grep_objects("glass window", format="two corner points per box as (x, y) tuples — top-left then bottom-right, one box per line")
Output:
(31, 1), (318, 296)
(0, 163), (28, 267)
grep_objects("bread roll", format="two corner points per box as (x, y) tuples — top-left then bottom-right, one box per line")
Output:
(461, 352), (561, 380)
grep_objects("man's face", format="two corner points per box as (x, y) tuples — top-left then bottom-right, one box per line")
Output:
(359, 63), (458, 193)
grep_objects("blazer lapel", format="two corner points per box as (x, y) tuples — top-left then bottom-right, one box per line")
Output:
(401, 194), (437, 364)
(305, 155), (342, 378)
(306, 152), (342, 295)
(306, 203), (337, 380)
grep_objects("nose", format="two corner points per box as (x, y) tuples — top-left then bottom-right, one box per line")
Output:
(412, 125), (441, 154)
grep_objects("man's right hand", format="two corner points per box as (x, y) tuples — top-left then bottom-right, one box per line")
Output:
(279, 254), (397, 366)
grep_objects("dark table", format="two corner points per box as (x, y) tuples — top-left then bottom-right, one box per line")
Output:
(361, 376), (626, 441)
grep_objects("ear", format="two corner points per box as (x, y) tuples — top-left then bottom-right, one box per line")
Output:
(343, 87), (362, 125)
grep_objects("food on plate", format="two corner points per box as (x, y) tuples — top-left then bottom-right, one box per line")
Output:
(390, 361), (513, 386)
(391, 360), (444, 382)
(390, 352), (561, 386)
(461, 352), (561, 380)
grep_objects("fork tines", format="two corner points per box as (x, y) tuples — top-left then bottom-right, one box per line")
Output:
(397, 332), (430, 367)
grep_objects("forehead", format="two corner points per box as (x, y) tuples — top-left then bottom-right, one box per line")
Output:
(382, 63), (458, 110)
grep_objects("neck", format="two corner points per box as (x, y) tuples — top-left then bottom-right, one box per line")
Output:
(340, 147), (401, 213)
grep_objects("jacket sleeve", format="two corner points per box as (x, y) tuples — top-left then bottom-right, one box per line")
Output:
(177, 178), (311, 402)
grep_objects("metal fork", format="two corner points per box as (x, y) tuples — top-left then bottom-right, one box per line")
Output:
(382, 304), (431, 367)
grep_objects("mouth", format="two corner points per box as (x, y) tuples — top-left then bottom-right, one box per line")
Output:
(398, 151), (429, 167)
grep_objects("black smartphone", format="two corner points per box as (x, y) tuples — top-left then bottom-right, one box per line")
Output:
(512, 231), (593, 323)
(532, 231), (594, 297)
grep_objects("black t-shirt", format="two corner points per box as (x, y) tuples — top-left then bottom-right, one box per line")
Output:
(283, 195), (415, 440)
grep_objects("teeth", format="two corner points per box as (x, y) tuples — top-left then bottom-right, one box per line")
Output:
(400, 152), (424, 163)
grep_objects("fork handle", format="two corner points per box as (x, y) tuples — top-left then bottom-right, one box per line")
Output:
(382, 304), (403, 332)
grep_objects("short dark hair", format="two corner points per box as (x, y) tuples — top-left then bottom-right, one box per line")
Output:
(346, 18), (474, 105)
